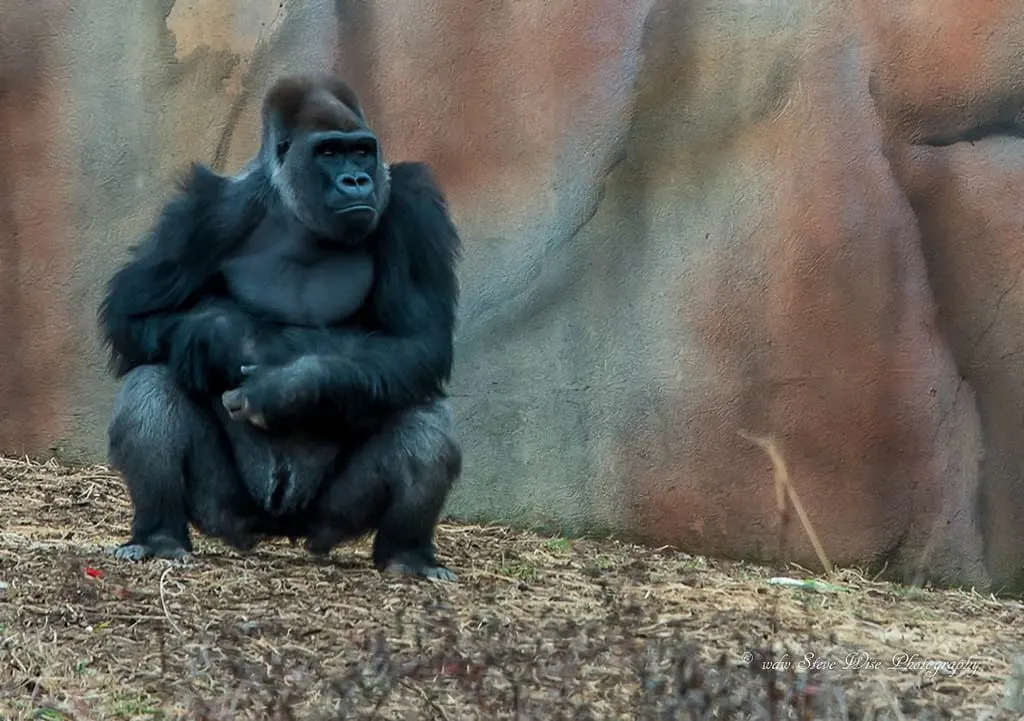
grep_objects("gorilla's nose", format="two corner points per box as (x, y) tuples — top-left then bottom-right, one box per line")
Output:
(337, 172), (373, 201)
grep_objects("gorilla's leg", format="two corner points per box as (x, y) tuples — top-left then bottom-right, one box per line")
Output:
(108, 365), (264, 561)
(306, 399), (462, 580)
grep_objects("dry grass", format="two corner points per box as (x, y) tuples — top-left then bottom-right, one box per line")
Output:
(1, 455), (1022, 720)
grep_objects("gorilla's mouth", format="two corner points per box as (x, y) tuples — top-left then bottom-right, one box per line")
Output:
(335, 204), (376, 217)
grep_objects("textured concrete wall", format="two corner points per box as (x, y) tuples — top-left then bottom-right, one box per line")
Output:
(1, 0), (1022, 591)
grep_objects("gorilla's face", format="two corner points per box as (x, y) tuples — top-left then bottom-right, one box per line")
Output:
(270, 106), (391, 245)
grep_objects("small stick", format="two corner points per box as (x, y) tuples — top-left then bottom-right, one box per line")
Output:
(739, 431), (833, 574)
(160, 566), (185, 635)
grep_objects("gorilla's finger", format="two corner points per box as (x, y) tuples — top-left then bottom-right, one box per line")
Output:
(221, 387), (269, 429)
(221, 388), (249, 419)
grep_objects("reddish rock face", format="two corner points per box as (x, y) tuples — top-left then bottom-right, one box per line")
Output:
(0, 2), (75, 456)
(1, 0), (1021, 590)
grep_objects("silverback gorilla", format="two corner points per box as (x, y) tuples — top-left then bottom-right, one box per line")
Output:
(98, 74), (462, 581)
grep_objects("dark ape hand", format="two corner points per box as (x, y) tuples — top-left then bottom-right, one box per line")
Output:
(220, 357), (322, 430)
(169, 307), (261, 394)
(221, 365), (271, 429)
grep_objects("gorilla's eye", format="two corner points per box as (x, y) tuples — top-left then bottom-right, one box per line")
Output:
(315, 139), (345, 157)
(276, 139), (291, 161)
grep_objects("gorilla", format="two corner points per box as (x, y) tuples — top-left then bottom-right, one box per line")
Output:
(98, 73), (462, 581)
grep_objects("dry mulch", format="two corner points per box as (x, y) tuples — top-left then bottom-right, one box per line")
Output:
(0, 455), (1022, 720)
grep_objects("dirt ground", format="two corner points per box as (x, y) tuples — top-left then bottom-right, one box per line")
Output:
(1, 456), (1022, 720)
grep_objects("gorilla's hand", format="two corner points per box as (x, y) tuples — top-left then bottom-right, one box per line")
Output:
(169, 306), (261, 395)
(221, 365), (269, 429)
(220, 357), (323, 430)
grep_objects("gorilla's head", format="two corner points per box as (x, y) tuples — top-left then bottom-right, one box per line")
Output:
(261, 74), (391, 244)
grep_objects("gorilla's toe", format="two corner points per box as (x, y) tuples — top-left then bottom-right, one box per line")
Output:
(111, 533), (190, 562)
(385, 556), (458, 582)
(111, 543), (151, 561)
(423, 565), (458, 582)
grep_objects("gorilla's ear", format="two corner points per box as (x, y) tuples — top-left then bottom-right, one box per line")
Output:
(261, 107), (293, 164)
(275, 138), (291, 162)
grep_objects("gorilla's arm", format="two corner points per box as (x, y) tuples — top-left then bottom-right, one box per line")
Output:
(99, 164), (267, 394)
(235, 162), (459, 428)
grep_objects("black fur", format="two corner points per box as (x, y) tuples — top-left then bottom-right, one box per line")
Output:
(98, 74), (462, 580)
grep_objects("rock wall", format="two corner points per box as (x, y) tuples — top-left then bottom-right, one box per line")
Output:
(1, 0), (1021, 591)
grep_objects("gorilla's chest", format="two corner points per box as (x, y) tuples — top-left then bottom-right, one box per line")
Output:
(220, 230), (375, 327)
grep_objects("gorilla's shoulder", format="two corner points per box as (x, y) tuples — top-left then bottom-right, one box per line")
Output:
(172, 162), (227, 196)
(126, 162), (266, 270)
(379, 162), (459, 263)
(174, 162), (263, 202)
(387, 162), (448, 202)
(163, 162), (268, 236)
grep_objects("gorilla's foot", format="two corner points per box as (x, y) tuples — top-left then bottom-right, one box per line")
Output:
(221, 530), (264, 553)
(111, 532), (190, 562)
(383, 552), (458, 582)
(304, 536), (336, 558)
